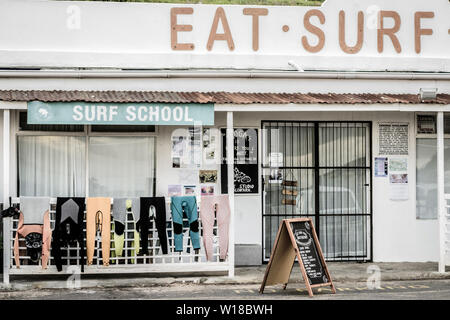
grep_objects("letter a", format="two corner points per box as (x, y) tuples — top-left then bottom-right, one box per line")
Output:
(207, 7), (235, 51)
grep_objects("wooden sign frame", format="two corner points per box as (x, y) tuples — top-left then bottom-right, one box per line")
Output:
(259, 218), (336, 297)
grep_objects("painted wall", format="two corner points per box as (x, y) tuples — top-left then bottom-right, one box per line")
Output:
(148, 109), (440, 262)
(0, 107), (443, 262)
(0, 108), (19, 207)
(212, 110), (437, 262)
(0, 0), (448, 72)
(0, 110), (3, 204)
(0, 77), (449, 95)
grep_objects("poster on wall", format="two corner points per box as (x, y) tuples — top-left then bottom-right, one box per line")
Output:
(389, 174), (409, 201)
(189, 127), (202, 168)
(201, 184), (215, 196)
(389, 158), (408, 172)
(388, 157), (409, 201)
(183, 185), (197, 196)
(171, 127), (202, 168)
(221, 128), (258, 194)
(202, 128), (219, 163)
(168, 185), (182, 197)
(199, 170), (218, 184)
(374, 157), (388, 177)
(171, 135), (186, 168)
(178, 169), (198, 185)
(378, 123), (409, 155)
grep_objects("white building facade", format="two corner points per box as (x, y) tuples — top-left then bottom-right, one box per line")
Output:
(1, 0), (449, 282)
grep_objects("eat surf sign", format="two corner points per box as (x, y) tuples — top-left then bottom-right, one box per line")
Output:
(27, 101), (214, 125)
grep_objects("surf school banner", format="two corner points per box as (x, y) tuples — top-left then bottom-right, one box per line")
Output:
(27, 101), (214, 125)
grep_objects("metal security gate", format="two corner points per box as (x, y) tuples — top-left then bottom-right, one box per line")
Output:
(262, 121), (372, 262)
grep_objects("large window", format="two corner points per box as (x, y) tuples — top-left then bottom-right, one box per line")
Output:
(416, 113), (450, 219)
(17, 112), (156, 198)
(18, 136), (86, 197)
(416, 139), (450, 219)
(89, 136), (155, 197)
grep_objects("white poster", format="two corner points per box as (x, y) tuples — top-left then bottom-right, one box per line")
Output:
(389, 173), (409, 201)
(269, 152), (283, 167)
(389, 184), (409, 201)
(178, 169), (198, 185)
(172, 128), (202, 168)
(389, 158), (408, 172)
(388, 156), (409, 201)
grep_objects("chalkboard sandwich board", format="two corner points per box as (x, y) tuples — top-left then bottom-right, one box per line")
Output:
(259, 218), (336, 297)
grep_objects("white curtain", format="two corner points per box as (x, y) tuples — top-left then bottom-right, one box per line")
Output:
(18, 136), (86, 197)
(89, 137), (155, 197)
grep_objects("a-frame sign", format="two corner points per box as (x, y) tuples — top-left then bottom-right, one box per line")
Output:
(260, 218), (336, 297)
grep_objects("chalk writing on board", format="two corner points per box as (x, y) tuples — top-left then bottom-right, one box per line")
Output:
(291, 221), (328, 285)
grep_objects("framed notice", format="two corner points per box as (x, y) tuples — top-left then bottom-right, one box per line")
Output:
(378, 123), (409, 155)
(221, 128), (258, 194)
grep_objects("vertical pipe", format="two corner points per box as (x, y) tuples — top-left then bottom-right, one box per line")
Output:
(437, 111), (445, 273)
(85, 126), (89, 197)
(314, 123), (320, 238)
(226, 111), (235, 277)
(3, 109), (11, 284)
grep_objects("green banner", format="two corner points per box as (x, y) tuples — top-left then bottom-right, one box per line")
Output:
(27, 101), (214, 125)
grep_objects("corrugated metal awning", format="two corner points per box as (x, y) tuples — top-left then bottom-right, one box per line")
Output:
(0, 90), (449, 104)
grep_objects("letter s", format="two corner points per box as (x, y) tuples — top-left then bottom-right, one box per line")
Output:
(73, 105), (83, 121)
(126, 106), (136, 121)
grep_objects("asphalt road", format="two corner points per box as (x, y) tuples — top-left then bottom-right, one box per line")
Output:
(0, 279), (450, 300)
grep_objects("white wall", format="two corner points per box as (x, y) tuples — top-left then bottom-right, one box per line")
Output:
(0, 110), (3, 204)
(1, 107), (441, 262)
(0, 77), (449, 95)
(211, 110), (438, 262)
(371, 112), (438, 262)
(0, 109), (19, 207)
(154, 124), (261, 245)
(0, 0), (448, 72)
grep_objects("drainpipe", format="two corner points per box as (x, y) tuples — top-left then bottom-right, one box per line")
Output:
(0, 70), (449, 81)
(437, 112), (446, 273)
(227, 111), (235, 278)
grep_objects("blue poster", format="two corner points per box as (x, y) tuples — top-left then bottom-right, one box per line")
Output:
(374, 157), (388, 177)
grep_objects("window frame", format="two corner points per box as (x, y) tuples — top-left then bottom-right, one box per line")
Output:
(415, 112), (450, 220)
(16, 112), (158, 198)
(415, 112), (450, 139)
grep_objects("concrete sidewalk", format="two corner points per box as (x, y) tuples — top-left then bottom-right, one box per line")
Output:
(1, 262), (450, 291)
